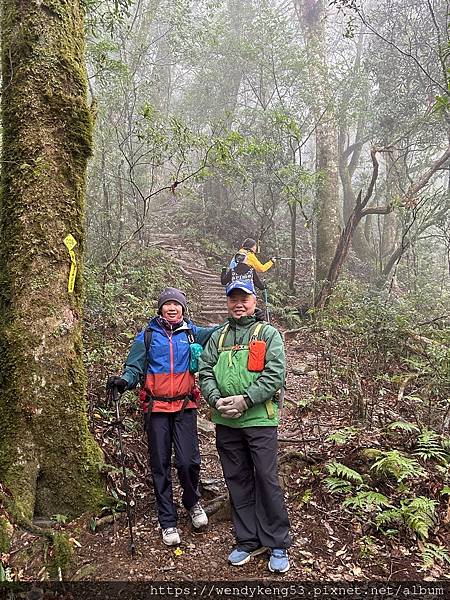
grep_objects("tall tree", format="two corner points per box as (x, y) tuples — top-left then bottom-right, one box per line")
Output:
(294, 0), (341, 283)
(0, 0), (104, 519)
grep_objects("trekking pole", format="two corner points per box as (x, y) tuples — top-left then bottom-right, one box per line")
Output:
(111, 385), (136, 557)
(274, 257), (296, 261)
(263, 288), (271, 324)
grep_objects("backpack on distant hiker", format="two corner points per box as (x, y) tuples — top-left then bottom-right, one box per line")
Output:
(220, 254), (266, 290)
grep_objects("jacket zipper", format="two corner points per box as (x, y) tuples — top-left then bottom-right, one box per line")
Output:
(168, 333), (174, 398)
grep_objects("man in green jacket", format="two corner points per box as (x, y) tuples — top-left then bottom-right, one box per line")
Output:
(198, 280), (291, 573)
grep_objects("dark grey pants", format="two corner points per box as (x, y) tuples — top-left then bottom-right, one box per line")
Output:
(216, 425), (291, 551)
(147, 410), (201, 528)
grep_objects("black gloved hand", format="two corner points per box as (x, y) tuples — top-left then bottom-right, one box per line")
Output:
(106, 376), (128, 394)
(254, 308), (265, 322)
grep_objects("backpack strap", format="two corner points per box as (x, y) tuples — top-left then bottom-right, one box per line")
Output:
(141, 326), (152, 386)
(218, 322), (266, 353)
(250, 322), (265, 341)
(249, 322), (275, 419)
(217, 323), (230, 352)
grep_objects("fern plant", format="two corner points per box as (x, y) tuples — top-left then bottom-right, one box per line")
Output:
(421, 542), (450, 569)
(370, 450), (426, 482)
(414, 429), (450, 464)
(326, 461), (364, 483)
(376, 496), (437, 540)
(323, 461), (363, 495)
(343, 491), (392, 512)
(403, 497), (438, 539)
(326, 426), (359, 445)
(323, 477), (353, 494)
(387, 420), (420, 434)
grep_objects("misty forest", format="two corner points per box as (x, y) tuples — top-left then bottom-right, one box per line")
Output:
(0, 0), (449, 584)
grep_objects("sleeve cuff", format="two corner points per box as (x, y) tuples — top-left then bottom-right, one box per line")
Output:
(243, 394), (253, 408)
(208, 395), (220, 408)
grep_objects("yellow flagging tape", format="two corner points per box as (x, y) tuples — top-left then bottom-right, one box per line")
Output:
(63, 234), (77, 294)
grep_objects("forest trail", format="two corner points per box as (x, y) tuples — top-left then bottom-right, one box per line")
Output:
(149, 231), (229, 324)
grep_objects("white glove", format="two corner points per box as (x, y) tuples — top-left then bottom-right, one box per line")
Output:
(217, 395), (249, 416)
(226, 395), (249, 413)
(216, 396), (244, 419)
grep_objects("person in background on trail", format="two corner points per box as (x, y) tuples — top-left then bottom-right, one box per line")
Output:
(198, 279), (291, 574)
(232, 238), (276, 273)
(220, 237), (275, 290)
(106, 287), (217, 547)
(220, 260), (266, 291)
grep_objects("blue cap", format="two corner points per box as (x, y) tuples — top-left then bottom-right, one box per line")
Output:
(226, 280), (256, 296)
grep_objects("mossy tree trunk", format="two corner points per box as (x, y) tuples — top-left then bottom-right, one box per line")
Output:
(295, 0), (341, 283)
(0, 0), (105, 520)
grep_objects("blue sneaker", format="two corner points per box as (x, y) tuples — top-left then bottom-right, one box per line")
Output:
(268, 549), (290, 573)
(228, 546), (267, 566)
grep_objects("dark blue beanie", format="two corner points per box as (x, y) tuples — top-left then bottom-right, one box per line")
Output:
(157, 287), (187, 312)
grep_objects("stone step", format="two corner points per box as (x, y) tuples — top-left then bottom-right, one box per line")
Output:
(194, 278), (221, 284)
(199, 309), (229, 317)
(151, 232), (179, 237)
(189, 267), (220, 275)
(195, 284), (224, 291)
(200, 304), (228, 312)
(191, 273), (220, 282)
(196, 288), (224, 295)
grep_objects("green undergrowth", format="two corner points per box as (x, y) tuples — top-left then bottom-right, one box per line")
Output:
(318, 422), (450, 571)
(182, 225), (232, 272)
(291, 279), (450, 572)
(312, 279), (450, 429)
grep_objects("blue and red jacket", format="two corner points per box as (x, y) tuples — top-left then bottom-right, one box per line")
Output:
(121, 317), (216, 413)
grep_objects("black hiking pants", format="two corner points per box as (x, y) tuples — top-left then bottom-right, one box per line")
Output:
(147, 409), (201, 529)
(216, 425), (291, 551)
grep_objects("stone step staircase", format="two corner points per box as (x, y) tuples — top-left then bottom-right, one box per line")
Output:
(149, 232), (229, 325)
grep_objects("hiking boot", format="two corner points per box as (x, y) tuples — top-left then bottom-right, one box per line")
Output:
(228, 546), (267, 566)
(189, 502), (208, 529)
(162, 527), (181, 546)
(268, 548), (290, 573)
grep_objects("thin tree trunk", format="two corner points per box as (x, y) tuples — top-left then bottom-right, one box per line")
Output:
(288, 202), (297, 291)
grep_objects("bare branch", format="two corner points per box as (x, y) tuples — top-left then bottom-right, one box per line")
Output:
(404, 144), (450, 205)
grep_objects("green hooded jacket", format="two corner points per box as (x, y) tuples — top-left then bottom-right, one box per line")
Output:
(198, 315), (286, 428)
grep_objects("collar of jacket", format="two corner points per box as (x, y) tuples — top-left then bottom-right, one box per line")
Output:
(151, 316), (191, 333)
(227, 315), (257, 329)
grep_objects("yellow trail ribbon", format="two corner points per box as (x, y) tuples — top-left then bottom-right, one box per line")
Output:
(63, 234), (77, 294)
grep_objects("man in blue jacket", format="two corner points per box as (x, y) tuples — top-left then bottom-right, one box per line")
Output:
(107, 287), (215, 546)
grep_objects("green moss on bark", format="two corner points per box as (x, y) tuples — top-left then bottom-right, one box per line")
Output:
(48, 532), (75, 579)
(0, 0), (105, 518)
(0, 516), (13, 553)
